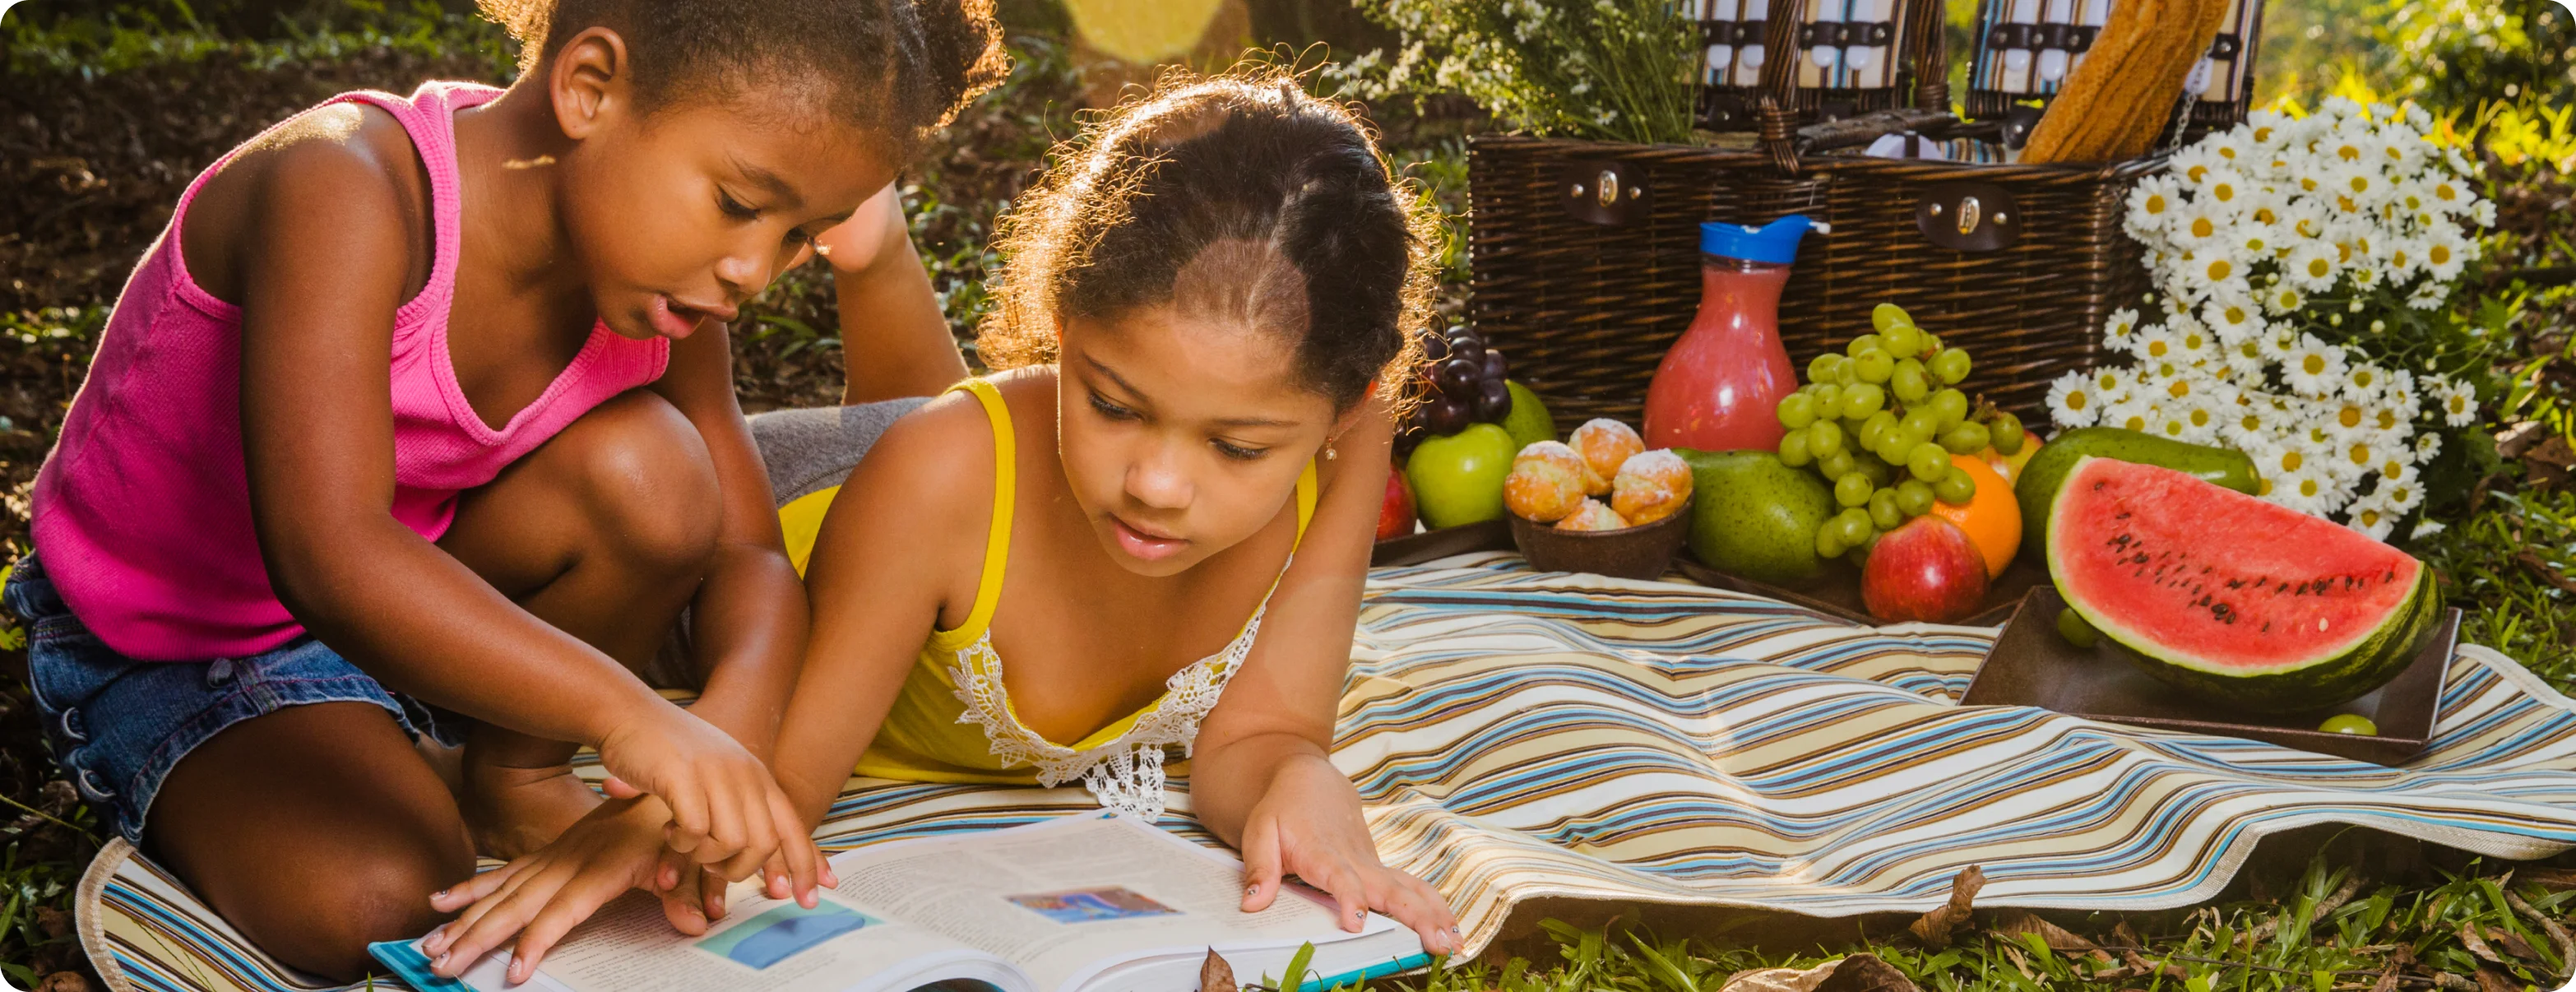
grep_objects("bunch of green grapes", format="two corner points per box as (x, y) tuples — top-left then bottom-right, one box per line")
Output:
(1774, 304), (2029, 560)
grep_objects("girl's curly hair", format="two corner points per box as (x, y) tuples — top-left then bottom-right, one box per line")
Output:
(975, 68), (1437, 413)
(478, 0), (1007, 161)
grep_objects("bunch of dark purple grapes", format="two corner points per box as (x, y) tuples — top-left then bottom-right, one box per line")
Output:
(1396, 326), (1511, 457)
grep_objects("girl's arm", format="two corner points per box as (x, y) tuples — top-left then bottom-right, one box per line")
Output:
(1186, 402), (1461, 955)
(422, 394), (989, 977)
(645, 321), (804, 757)
(232, 130), (816, 891)
(815, 183), (969, 404)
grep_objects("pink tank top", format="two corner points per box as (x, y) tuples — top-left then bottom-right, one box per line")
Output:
(30, 81), (670, 661)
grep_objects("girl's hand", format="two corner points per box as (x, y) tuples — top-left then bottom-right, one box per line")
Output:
(809, 184), (900, 275)
(594, 703), (822, 892)
(1236, 757), (1461, 957)
(420, 798), (838, 984)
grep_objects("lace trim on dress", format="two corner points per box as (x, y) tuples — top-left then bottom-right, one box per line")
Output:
(946, 587), (1278, 822)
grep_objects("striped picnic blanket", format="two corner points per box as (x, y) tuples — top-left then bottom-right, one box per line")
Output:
(76, 554), (2576, 992)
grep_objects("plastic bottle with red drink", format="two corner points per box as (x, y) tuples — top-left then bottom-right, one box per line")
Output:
(1644, 215), (1822, 452)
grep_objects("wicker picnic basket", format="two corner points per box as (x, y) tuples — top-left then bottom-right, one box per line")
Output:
(1468, 0), (2185, 428)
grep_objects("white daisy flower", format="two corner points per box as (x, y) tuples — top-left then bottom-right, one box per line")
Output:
(2104, 396), (2157, 434)
(2203, 297), (2263, 343)
(2437, 378), (2479, 426)
(2263, 284), (2305, 316)
(2410, 518), (2448, 540)
(2413, 431), (2442, 461)
(2342, 363), (2388, 403)
(2126, 177), (2182, 232)
(2422, 225), (2471, 280)
(2102, 308), (2143, 348)
(2379, 474), (2425, 513)
(2284, 242), (2339, 290)
(2046, 371), (2101, 429)
(2202, 168), (2254, 208)
(2282, 334), (2349, 396)
(2344, 494), (2398, 540)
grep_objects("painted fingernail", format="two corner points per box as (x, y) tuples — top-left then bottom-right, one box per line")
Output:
(433, 952), (449, 968)
(432, 888), (449, 900)
(1244, 883), (1259, 896)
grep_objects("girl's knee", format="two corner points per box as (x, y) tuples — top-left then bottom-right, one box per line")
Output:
(564, 392), (721, 572)
(232, 840), (470, 981)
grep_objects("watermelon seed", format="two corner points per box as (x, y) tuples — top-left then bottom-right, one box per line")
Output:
(2319, 618), (2329, 631)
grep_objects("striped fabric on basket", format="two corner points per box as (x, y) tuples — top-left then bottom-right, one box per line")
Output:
(75, 554), (2576, 992)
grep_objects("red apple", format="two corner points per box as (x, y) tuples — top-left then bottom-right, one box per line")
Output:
(1377, 463), (1417, 540)
(1861, 517), (1990, 623)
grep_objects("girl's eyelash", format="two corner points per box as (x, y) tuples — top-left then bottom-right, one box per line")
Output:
(1087, 392), (1137, 420)
(1213, 440), (1268, 461)
(717, 190), (758, 219)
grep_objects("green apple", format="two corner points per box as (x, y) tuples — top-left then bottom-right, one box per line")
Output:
(1499, 380), (1557, 450)
(1405, 423), (1516, 528)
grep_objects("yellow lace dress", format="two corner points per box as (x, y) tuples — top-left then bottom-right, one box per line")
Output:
(777, 378), (1317, 819)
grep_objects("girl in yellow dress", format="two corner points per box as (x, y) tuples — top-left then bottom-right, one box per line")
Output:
(422, 70), (1462, 976)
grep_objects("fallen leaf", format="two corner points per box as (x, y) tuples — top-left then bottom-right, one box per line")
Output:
(2486, 925), (2543, 962)
(2435, 973), (2477, 991)
(2368, 967), (2401, 992)
(1200, 948), (1235, 992)
(2461, 923), (2507, 965)
(2123, 950), (2188, 982)
(1990, 907), (2106, 957)
(2504, 889), (2576, 971)
(36, 973), (95, 992)
(1717, 953), (1920, 992)
(2113, 919), (2144, 950)
(2474, 966), (2520, 992)
(2517, 868), (2576, 890)
(1908, 866), (1985, 948)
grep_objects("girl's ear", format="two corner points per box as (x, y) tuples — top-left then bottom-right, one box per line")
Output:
(549, 27), (632, 141)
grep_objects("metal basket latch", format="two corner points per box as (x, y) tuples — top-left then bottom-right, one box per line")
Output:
(1916, 182), (2021, 252)
(1559, 160), (1651, 226)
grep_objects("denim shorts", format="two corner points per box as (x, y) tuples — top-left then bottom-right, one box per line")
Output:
(2, 549), (461, 842)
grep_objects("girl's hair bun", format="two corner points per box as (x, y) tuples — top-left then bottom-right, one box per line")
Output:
(977, 67), (1436, 413)
(478, 0), (1007, 159)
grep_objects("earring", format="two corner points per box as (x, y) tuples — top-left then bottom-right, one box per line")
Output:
(1325, 445), (1339, 461)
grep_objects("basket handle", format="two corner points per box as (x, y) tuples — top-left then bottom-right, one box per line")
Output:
(1756, 0), (1953, 175)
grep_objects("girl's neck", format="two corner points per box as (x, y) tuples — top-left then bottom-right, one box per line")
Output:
(451, 81), (590, 318)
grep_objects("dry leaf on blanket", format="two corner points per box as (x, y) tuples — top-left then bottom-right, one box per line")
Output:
(1718, 953), (1920, 992)
(37, 972), (95, 992)
(1200, 948), (1236, 991)
(2474, 966), (2522, 992)
(1908, 866), (1985, 948)
(2517, 867), (2576, 890)
(2486, 925), (2544, 962)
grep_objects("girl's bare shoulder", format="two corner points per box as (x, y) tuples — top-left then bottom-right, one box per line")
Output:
(182, 101), (433, 305)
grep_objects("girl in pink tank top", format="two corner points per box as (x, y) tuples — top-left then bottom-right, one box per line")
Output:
(2, 0), (1003, 980)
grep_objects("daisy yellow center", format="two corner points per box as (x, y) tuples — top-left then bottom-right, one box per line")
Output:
(2348, 174), (2370, 192)
(2308, 257), (2331, 278)
(2449, 395), (2469, 414)
(2220, 146), (2239, 160)
(2190, 409), (2212, 427)
(2281, 451), (2304, 471)
(2146, 194), (2168, 215)
(2170, 381), (2191, 399)
(2303, 354), (2328, 375)
(2191, 216), (2216, 239)
(2339, 407), (2363, 428)
(2224, 307), (2246, 324)
(2337, 194), (2359, 213)
(2123, 415), (2147, 431)
(2147, 340), (2170, 357)
(2242, 342), (2263, 359)
(2337, 144), (2361, 161)
(2214, 183), (2237, 202)
(2255, 127), (2274, 141)
(2277, 291), (2299, 308)
(2299, 478), (2323, 497)
(2207, 258), (2233, 280)
(2375, 410), (2398, 429)
(2430, 244), (2451, 265)
(2300, 177), (2319, 192)
(2255, 207), (2278, 224)
(2382, 461), (2404, 479)
(2185, 332), (2206, 350)
(2358, 508), (2383, 526)
(2436, 183), (2457, 201)
(2188, 165), (2209, 183)
(2350, 443), (2372, 465)
(2258, 477), (2276, 496)
(2299, 218), (2323, 237)
(2337, 243), (2354, 263)
(2393, 248), (2410, 267)
(2067, 392), (2089, 411)
(2241, 414), (2263, 430)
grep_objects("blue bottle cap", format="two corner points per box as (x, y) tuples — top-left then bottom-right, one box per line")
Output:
(1699, 215), (1822, 264)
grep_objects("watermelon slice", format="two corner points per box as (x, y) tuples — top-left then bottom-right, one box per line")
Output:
(2047, 457), (2439, 714)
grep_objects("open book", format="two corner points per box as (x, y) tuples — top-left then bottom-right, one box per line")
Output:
(371, 812), (1428, 992)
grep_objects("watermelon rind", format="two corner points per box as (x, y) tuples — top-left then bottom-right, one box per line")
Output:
(2046, 456), (2439, 715)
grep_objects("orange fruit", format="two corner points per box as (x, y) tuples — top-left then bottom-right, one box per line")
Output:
(1930, 452), (2021, 578)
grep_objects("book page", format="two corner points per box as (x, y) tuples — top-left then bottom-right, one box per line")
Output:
(459, 886), (1002, 992)
(828, 814), (1399, 992)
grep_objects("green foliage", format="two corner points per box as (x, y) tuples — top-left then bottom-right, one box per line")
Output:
(1338, 0), (1698, 145)
(1337, 852), (2576, 992)
(7, 0), (519, 80)
(2370, 0), (2576, 111)
(2413, 489), (2576, 686)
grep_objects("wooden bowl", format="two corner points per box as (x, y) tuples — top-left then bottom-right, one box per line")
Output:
(1507, 503), (1692, 581)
